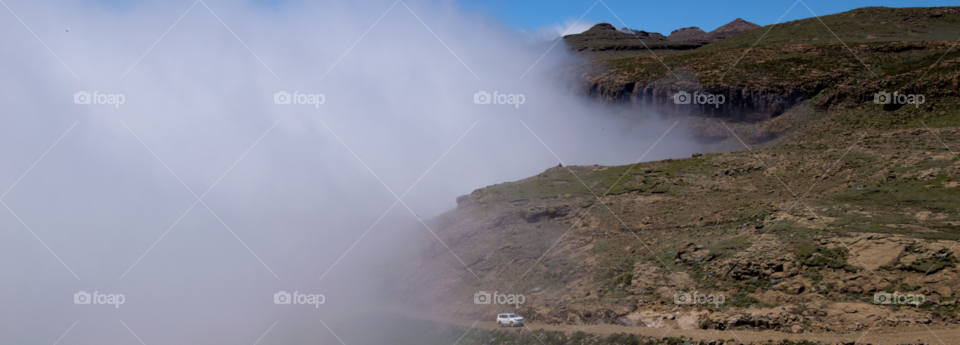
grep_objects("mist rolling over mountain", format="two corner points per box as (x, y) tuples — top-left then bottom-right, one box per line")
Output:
(3, 1), (960, 344)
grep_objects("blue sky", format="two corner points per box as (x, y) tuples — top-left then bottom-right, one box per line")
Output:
(457, 0), (958, 36)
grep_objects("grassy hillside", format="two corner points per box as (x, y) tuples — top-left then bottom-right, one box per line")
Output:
(383, 5), (960, 341)
(706, 6), (960, 50)
(388, 116), (960, 334)
(562, 6), (960, 129)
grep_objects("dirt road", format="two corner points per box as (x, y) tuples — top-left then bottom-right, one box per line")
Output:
(390, 308), (960, 344)
(492, 322), (960, 345)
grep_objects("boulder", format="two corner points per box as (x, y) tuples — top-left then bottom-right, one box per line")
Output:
(937, 286), (953, 298)
(676, 242), (714, 264)
(520, 205), (570, 223)
(846, 236), (905, 270)
(677, 310), (711, 330)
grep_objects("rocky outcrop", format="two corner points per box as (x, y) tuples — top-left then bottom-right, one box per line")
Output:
(592, 18), (760, 49)
(519, 204), (571, 223)
(584, 81), (808, 122)
(668, 18), (761, 44)
(619, 27), (667, 40)
(675, 243), (714, 264)
(564, 23), (705, 52)
(667, 27), (707, 43)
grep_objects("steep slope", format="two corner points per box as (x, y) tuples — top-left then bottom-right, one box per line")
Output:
(386, 117), (960, 335)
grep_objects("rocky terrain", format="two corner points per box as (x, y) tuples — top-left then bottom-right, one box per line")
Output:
(562, 7), (960, 126)
(380, 6), (960, 344)
(386, 119), (960, 340)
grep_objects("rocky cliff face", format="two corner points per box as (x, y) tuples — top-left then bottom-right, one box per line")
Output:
(563, 19), (795, 122)
(581, 80), (809, 122)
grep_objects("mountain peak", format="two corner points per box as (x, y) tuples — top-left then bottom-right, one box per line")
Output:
(712, 18), (761, 36)
(586, 23), (617, 32)
(668, 18), (759, 44)
(667, 27), (707, 42)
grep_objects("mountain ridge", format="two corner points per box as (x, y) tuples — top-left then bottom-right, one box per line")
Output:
(667, 18), (762, 44)
(563, 18), (761, 54)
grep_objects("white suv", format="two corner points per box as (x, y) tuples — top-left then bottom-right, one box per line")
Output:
(496, 313), (524, 327)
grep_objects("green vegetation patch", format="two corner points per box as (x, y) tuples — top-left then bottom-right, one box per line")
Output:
(704, 235), (751, 260)
(901, 256), (957, 274)
(803, 267), (824, 282)
(727, 291), (772, 308)
(481, 159), (706, 202)
(838, 175), (960, 210)
(794, 243), (857, 271)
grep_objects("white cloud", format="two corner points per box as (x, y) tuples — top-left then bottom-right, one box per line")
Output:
(0, 0), (700, 343)
(519, 19), (596, 43)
